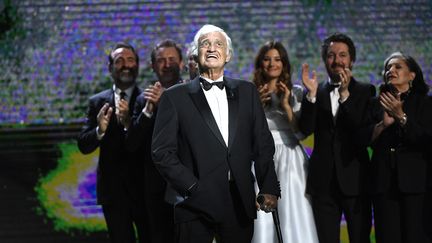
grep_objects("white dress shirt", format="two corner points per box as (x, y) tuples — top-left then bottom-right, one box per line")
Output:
(114, 84), (133, 117)
(200, 76), (229, 146)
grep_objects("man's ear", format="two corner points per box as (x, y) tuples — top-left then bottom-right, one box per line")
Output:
(225, 52), (232, 63)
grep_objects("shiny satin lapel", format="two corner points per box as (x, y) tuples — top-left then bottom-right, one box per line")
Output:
(129, 86), (139, 113)
(107, 90), (117, 124)
(322, 82), (333, 113)
(108, 89), (122, 127)
(189, 78), (226, 148)
(225, 78), (239, 149)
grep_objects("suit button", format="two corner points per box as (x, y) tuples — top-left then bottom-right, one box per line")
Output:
(390, 148), (395, 152)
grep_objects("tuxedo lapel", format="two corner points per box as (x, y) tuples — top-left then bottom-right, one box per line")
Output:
(129, 86), (140, 114)
(225, 78), (239, 149)
(106, 89), (118, 125)
(188, 78), (226, 148)
(321, 82), (333, 114)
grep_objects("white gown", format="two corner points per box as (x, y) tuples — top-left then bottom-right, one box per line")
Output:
(252, 85), (318, 243)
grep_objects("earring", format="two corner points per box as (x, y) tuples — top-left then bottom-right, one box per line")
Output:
(409, 80), (413, 88)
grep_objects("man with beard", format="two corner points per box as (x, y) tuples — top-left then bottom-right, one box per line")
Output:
(299, 33), (375, 243)
(77, 42), (149, 243)
(125, 39), (184, 243)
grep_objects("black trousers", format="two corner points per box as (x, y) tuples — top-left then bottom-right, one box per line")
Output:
(311, 178), (372, 243)
(102, 198), (149, 243)
(145, 192), (175, 243)
(373, 188), (429, 243)
(174, 182), (253, 243)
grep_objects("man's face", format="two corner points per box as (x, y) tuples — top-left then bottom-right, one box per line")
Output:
(197, 31), (230, 72)
(325, 42), (353, 83)
(188, 54), (199, 79)
(152, 46), (184, 88)
(110, 48), (138, 87)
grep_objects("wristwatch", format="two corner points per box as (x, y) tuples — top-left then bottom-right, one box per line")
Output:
(399, 113), (407, 126)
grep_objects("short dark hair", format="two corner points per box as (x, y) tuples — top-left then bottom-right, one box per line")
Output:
(108, 42), (139, 68)
(321, 33), (356, 63)
(151, 39), (183, 64)
(383, 52), (429, 95)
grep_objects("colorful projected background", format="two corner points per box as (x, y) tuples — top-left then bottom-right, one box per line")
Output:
(1, 0), (431, 125)
(1, 0), (431, 242)
(35, 143), (105, 233)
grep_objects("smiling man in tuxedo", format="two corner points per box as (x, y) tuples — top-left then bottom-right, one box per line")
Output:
(125, 39), (185, 243)
(299, 33), (375, 243)
(151, 24), (280, 243)
(77, 42), (149, 243)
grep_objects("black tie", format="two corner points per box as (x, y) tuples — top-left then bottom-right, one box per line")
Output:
(120, 91), (127, 100)
(200, 78), (225, 91)
(328, 83), (340, 92)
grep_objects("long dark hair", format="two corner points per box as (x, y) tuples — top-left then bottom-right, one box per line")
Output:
(383, 52), (429, 96)
(253, 41), (292, 90)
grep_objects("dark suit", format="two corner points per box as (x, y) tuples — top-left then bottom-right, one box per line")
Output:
(77, 86), (149, 243)
(125, 93), (174, 243)
(367, 93), (432, 243)
(299, 79), (375, 243)
(151, 77), (280, 243)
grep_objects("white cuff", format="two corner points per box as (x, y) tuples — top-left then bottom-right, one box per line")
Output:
(142, 102), (153, 118)
(339, 95), (348, 103)
(306, 94), (316, 103)
(96, 126), (105, 140)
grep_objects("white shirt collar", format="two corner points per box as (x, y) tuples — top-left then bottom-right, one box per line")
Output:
(113, 84), (134, 98)
(200, 75), (224, 83)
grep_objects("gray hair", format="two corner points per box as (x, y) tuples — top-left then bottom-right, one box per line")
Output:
(192, 24), (234, 58)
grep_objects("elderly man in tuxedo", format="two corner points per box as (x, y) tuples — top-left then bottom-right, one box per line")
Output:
(151, 24), (280, 243)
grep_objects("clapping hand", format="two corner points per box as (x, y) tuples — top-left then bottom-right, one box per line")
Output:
(257, 83), (271, 106)
(380, 91), (404, 121)
(144, 81), (163, 113)
(338, 67), (352, 100)
(97, 103), (113, 134)
(118, 98), (131, 128)
(277, 81), (291, 112)
(301, 63), (318, 98)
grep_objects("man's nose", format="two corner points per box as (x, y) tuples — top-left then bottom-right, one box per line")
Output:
(125, 62), (134, 68)
(334, 55), (342, 64)
(163, 60), (171, 68)
(207, 43), (217, 52)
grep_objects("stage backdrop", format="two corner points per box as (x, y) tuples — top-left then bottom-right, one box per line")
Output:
(1, 0), (431, 242)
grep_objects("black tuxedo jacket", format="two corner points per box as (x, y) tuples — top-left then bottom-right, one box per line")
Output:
(367, 93), (432, 194)
(125, 94), (166, 195)
(151, 77), (280, 223)
(77, 86), (143, 205)
(299, 79), (375, 196)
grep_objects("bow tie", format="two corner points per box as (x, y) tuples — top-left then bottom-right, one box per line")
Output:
(119, 91), (127, 100)
(200, 78), (225, 91)
(328, 82), (340, 92)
